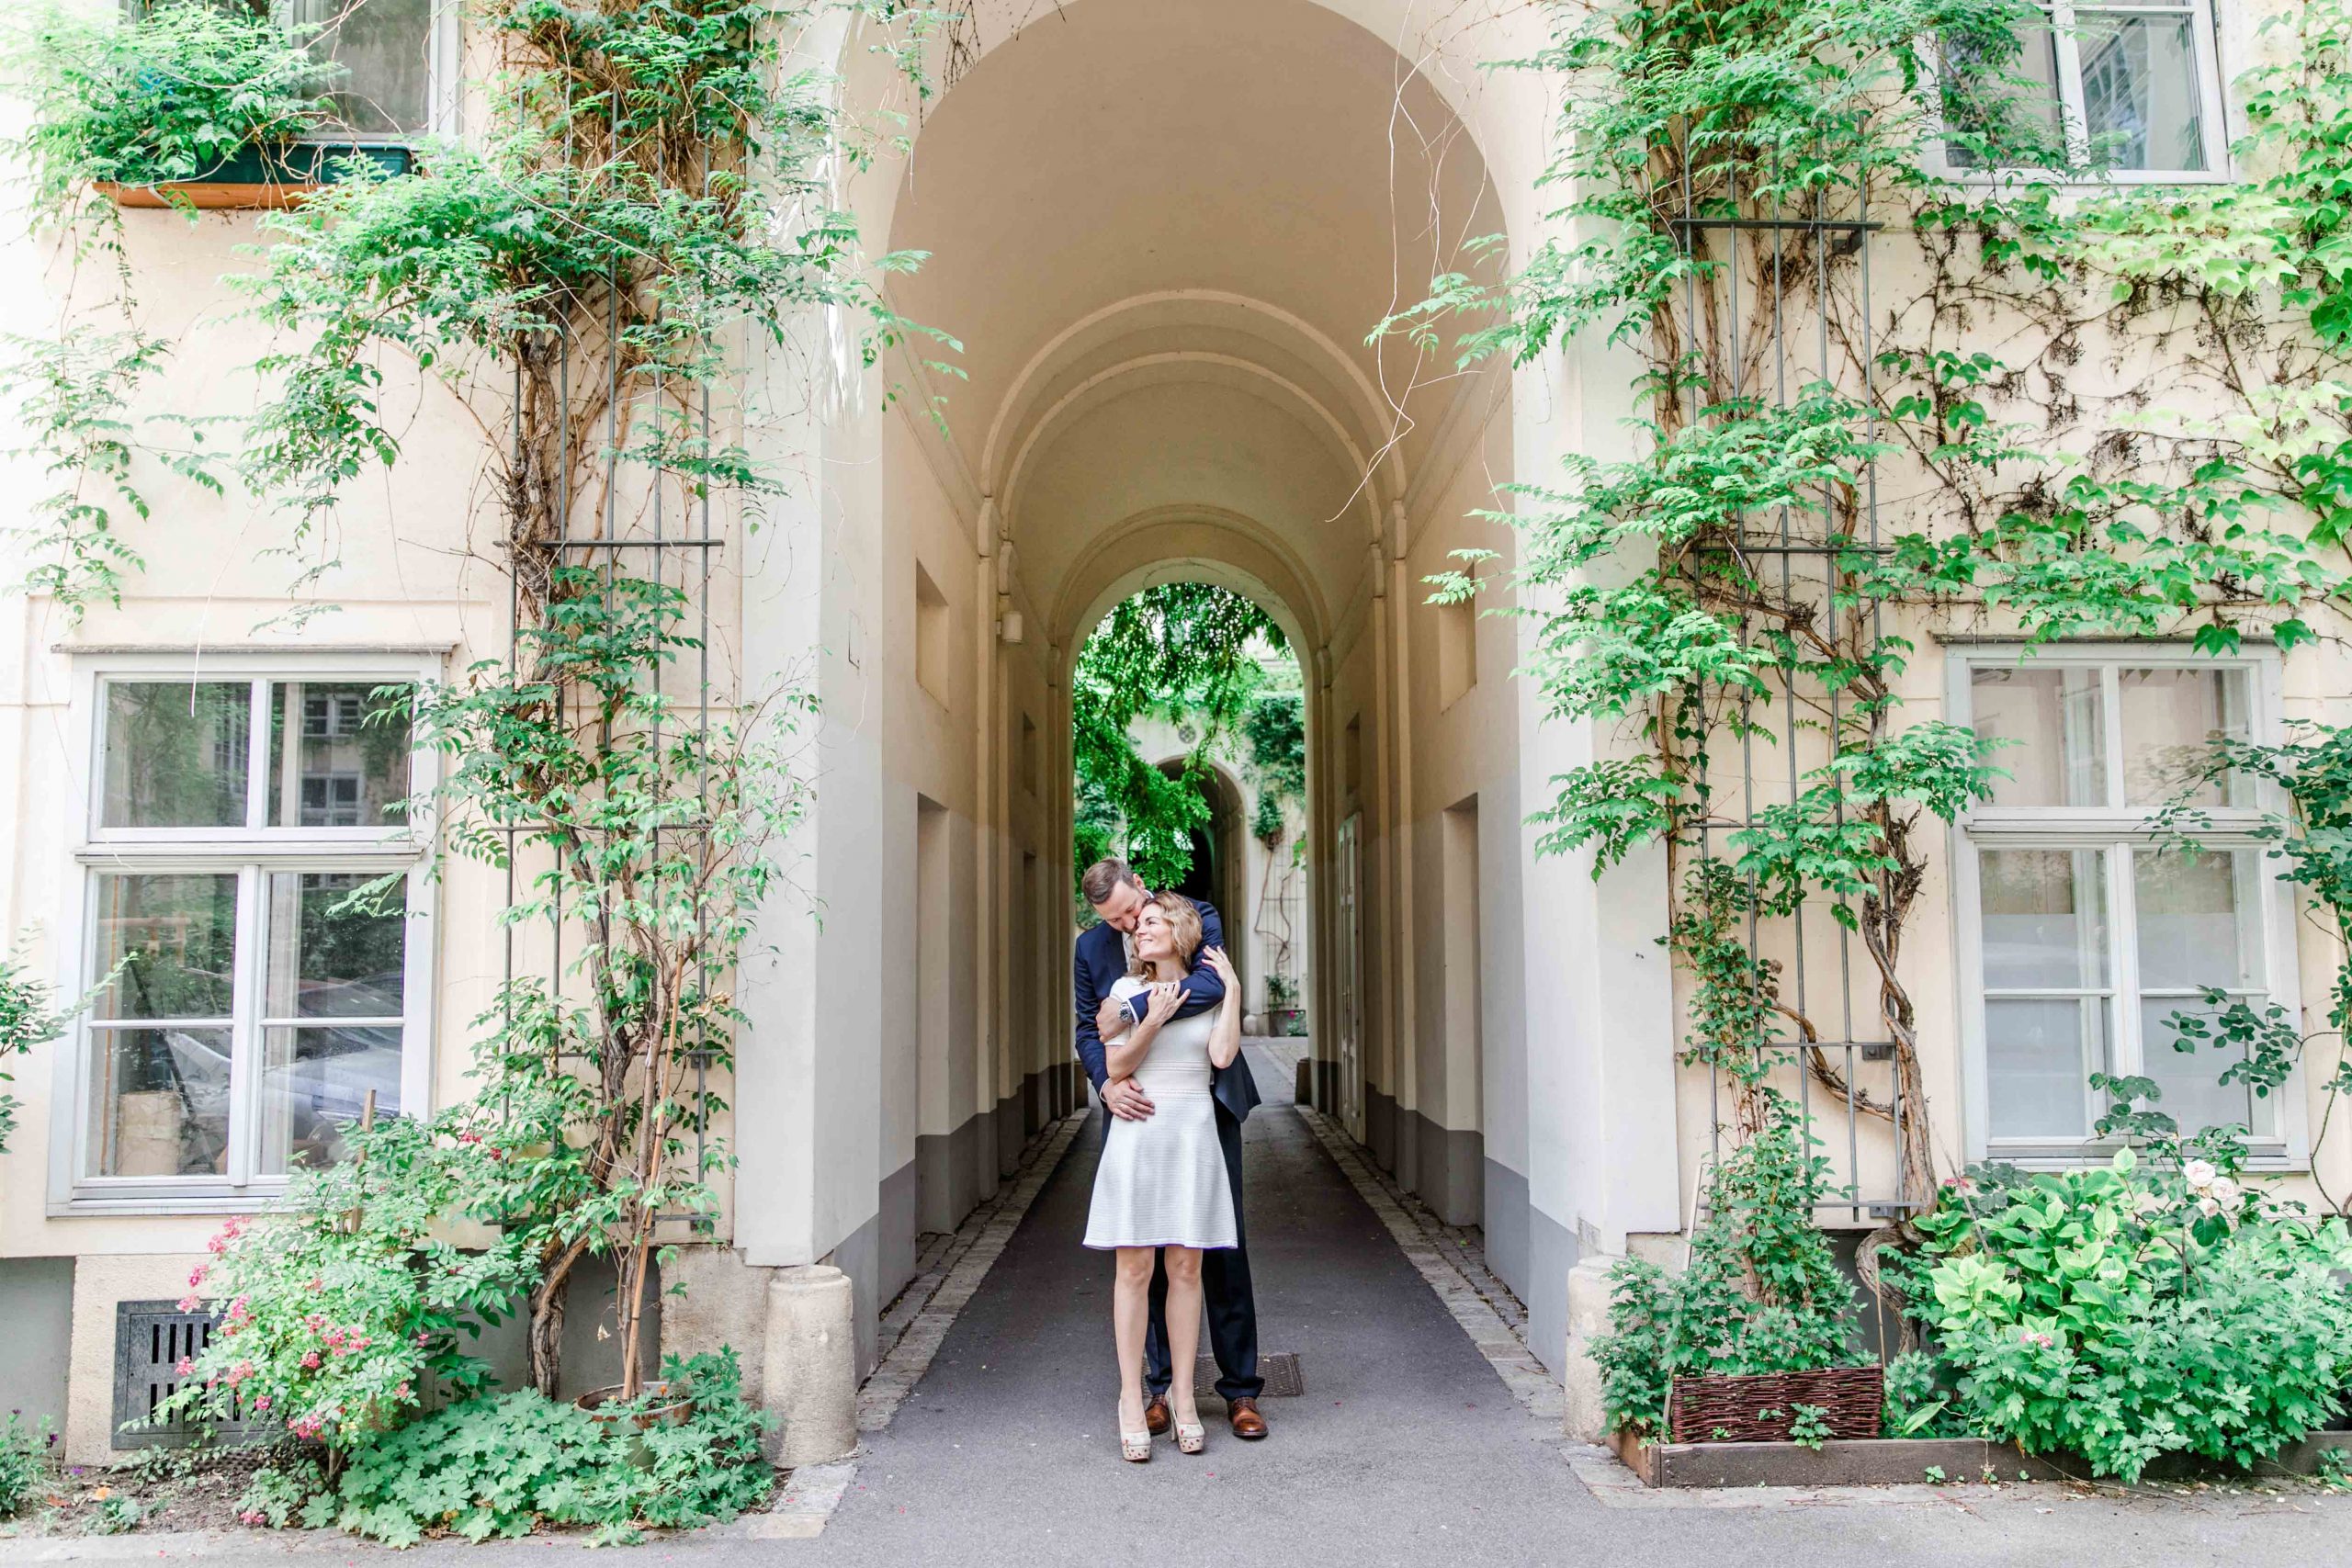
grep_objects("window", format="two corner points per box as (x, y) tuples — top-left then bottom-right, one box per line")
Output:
(1952, 648), (2298, 1164)
(285, 0), (441, 138)
(1936, 1), (2228, 180)
(133, 3), (447, 140)
(62, 660), (435, 1209)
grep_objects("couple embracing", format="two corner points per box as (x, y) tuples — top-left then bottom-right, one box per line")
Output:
(1071, 857), (1270, 1462)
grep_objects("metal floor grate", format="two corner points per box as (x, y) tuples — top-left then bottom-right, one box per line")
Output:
(1194, 1350), (1303, 1399)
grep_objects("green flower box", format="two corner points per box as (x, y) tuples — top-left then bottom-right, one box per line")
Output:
(99, 141), (412, 209)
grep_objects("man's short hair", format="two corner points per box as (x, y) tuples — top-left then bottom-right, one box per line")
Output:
(1080, 857), (1142, 908)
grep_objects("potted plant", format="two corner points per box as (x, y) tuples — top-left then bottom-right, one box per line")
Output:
(17, 2), (375, 213)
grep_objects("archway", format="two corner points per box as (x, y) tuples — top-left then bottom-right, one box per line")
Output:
(787, 0), (1601, 1388)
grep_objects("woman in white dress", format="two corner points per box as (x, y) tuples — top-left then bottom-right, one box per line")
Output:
(1083, 892), (1242, 1461)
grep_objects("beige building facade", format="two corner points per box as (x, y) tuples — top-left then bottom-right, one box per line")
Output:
(2, 0), (2342, 1460)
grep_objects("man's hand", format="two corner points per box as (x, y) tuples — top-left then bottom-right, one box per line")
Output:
(1102, 1077), (1156, 1122)
(1096, 991), (1128, 1041)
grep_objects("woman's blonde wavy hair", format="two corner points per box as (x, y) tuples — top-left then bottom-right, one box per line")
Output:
(1128, 891), (1203, 976)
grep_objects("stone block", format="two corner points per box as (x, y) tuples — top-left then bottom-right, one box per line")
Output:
(1561, 1252), (1618, 1443)
(761, 1264), (857, 1468)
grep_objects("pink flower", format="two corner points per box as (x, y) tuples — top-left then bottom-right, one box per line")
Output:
(239, 1511), (261, 1526)
(308, 1277), (322, 1292)
(394, 1382), (411, 1401)
(300, 1352), (321, 1370)
(304, 1314), (327, 1334)
(225, 1359), (254, 1388)
(187, 1266), (207, 1289)
(174, 1358), (194, 1377)
(253, 1395), (270, 1413)
(177, 1295), (200, 1312)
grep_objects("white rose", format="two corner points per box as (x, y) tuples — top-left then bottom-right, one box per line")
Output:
(2183, 1159), (2218, 1190)
(2198, 1196), (2222, 1217)
(2210, 1176), (2241, 1206)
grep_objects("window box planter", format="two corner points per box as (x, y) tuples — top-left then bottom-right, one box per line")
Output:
(96, 142), (412, 210)
(1667, 1364), (1883, 1444)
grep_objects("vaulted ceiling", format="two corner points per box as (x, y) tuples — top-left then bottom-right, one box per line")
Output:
(882, 0), (1505, 646)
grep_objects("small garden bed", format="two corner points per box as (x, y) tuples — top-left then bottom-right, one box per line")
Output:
(1610, 1428), (2352, 1490)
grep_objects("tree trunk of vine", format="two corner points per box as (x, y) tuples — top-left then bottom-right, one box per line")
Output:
(527, 1266), (572, 1398)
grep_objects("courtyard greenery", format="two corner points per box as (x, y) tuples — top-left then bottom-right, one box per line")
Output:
(1591, 1090), (1870, 1437)
(1070, 581), (1289, 888)
(1909, 1152), (2352, 1481)
(1, 0), (951, 1539)
(1392, 0), (2352, 1472)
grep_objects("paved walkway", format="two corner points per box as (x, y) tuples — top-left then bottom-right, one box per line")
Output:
(22, 1047), (2348, 1566)
(768, 1053), (2352, 1568)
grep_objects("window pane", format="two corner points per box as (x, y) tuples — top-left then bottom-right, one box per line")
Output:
(2120, 666), (2250, 807)
(2133, 849), (2262, 991)
(266, 682), (413, 828)
(1971, 667), (2106, 807)
(101, 682), (250, 828)
(87, 1026), (232, 1177)
(259, 1023), (403, 1173)
(1940, 20), (2064, 168)
(2138, 996), (2264, 1137)
(293, 0), (433, 134)
(265, 872), (407, 1018)
(93, 873), (239, 1021)
(1988, 998), (2107, 1140)
(2077, 10), (2207, 173)
(1980, 848), (2109, 988)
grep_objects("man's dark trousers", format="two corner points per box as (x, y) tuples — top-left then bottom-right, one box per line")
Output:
(1104, 1100), (1263, 1404)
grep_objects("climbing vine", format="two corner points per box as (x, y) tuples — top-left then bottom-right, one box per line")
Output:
(5, 0), (957, 1403)
(1400, 0), (2352, 1217)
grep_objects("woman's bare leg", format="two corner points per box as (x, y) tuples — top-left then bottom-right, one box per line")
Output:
(1114, 1247), (1155, 1435)
(1163, 1246), (1204, 1427)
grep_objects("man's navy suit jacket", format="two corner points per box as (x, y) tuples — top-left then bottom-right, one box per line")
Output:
(1072, 898), (1261, 1126)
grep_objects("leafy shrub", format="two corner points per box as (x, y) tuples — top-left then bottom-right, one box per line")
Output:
(87, 1489), (141, 1535)
(165, 1114), (529, 1452)
(327, 1351), (772, 1547)
(10, 2), (334, 208)
(234, 1457), (326, 1529)
(1879, 1349), (1963, 1438)
(0, 1411), (55, 1517)
(1916, 1149), (2352, 1481)
(1590, 1092), (1866, 1436)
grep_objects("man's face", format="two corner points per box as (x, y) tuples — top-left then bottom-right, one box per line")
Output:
(1093, 877), (1148, 934)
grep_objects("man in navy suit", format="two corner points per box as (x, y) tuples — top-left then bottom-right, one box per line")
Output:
(1073, 856), (1268, 1439)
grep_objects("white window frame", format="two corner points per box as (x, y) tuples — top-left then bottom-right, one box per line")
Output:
(1947, 641), (2307, 1169)
(283, 0), (463, 144)
(1926, 0), (2233, 187)
(49, 649), (442, 1214)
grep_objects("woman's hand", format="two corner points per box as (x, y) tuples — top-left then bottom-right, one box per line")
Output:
(1142, 979), (1187, 1027)
(1204, 945), (1238, 993)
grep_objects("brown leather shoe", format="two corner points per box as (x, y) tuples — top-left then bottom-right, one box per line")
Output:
(1227, 1397), (1268, 1439)
(1144, 1394), (1171, 1437)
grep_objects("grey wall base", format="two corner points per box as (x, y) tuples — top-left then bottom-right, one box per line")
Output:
(0, 1258), (74, 1427)
(469, 1254), (660, 1400)
(1414, 1112), (1483, 1227)
(1365, 1086), (1396, 1174)
(1523, 1201), (1576, 1376)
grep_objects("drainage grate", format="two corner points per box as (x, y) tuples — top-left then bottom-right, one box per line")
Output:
(111, 1301), (272, 1449)
(1193, 1351), (1304, 1399)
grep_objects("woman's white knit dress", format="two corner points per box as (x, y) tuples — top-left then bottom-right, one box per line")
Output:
(1083, 976), (1238, 1250)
